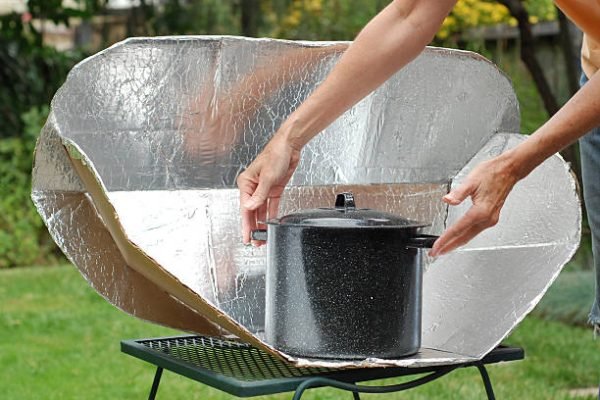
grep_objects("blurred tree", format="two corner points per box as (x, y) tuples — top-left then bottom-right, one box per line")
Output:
(437, 0), (556, 43)
(0, 0), (106, 267)
(556, 7), (580, 96)
(265, 0), (557, 43)
(147, 0), (238, 35)
(264, 0), (383, 40)
(438, 0), (514, 43)
(498, 0), (558, 114)
(241, 0), (260, 36)
(497, 0), (581, 182)
(0, 0), (106, 139)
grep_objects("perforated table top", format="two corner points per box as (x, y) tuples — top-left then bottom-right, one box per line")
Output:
(121, 335), (524, 398)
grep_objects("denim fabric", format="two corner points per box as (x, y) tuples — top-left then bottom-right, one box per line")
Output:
(579, 73), (600, 328)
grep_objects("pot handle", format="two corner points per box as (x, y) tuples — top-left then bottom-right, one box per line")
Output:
(335, 192), (356, 210)
(405, 234), (439, 249)
(251, 229), (268, 241)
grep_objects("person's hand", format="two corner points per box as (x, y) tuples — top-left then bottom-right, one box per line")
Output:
(429, 156), (519, 257)
(237, 134), (301, 245)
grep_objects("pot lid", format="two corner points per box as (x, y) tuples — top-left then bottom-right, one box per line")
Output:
(273, 192), (429, 228)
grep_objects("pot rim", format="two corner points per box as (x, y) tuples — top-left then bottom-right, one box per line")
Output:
(264, 219), (430, 229)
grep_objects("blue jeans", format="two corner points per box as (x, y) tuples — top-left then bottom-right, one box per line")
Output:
(580, 74), (600, 330)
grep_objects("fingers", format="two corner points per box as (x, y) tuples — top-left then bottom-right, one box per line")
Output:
(435, 162), (506, 256)
(238, 168), (280, 246)
(253, 202), (268, 246)
(244, 175), (274, 210)
(430, 220), (487, 257)
(430, 205), (499, 257)
(241, 207), (256, 245)
(238, 173), (258, 245)
(236, 134), (302, 244)
(443, 180), (476, 205)
(238, 166), (273, 245)
(241, 187), (259, 245)
(243, 198), (280, 247)
(249, 204), (267, 247)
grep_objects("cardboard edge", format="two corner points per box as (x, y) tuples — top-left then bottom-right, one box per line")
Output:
(62, 139), (291, 363)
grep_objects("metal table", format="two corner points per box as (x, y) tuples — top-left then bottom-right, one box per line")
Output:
(121, 335), (524, 399)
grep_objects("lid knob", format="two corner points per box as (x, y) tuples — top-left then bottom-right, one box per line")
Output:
(335, 192), (356, 210)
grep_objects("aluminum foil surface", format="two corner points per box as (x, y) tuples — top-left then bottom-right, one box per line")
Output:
(422, 134), (581, 358)
(31, 36), (579, 368)
(31, 121), (223, 335)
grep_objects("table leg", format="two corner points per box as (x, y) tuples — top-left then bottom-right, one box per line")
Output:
(148, 367), (164, 400)
(291, 367), (456, 400)
(292, 378), (361, 400)
(476, 364), (495, 400)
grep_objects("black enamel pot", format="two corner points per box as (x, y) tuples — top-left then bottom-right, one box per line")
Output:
(251, 192), (437, 360)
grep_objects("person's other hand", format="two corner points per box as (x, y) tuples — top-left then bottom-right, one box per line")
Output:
(430, 156), (519, 257)
(237, 134), (301, 246)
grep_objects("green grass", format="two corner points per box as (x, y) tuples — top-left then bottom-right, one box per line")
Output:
(533, 270), (596, 326)
(1, 265), (599, 399)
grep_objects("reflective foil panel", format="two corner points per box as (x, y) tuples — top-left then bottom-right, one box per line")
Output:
(106, 183), (447, 332)
(422, 134), (581, 358)
(31, 131), (222, 334)
(32, 36), (579, 368)
(49, 37), (518, 191)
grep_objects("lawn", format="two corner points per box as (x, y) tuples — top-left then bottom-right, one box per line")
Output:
(1, 265), (599, 399)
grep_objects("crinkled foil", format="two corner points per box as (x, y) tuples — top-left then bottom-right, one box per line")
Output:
(31, 36), (579, 368)
(422, 133), (581, 359)
(32, 123), (222, 335)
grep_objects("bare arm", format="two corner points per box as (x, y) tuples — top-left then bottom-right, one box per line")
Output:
(430, 70), (600, 256)
(282, 0), (457, 149)
(506, 70), (600, 178)
(237, 0), (456, 244)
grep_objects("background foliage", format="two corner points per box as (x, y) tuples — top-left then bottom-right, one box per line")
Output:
(439, 0), (556, 41)
(0, 105), (57, 268)
(0, 1), (107, 267)
(0, 0), (106, 139)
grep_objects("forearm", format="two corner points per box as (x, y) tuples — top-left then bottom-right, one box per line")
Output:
(503, 70), (600, 179)
(281, 0), (456, 149)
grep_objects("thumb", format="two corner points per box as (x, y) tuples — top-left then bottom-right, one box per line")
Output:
(443, 181), (475, 205)
(243, 175), (274, 210)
